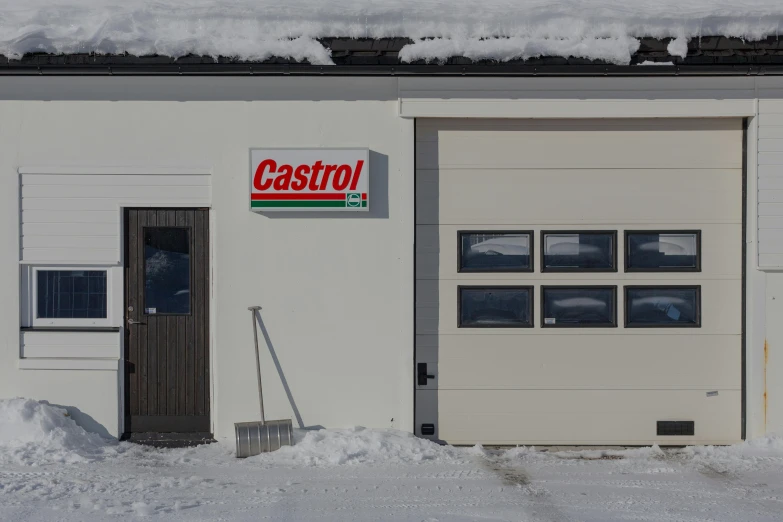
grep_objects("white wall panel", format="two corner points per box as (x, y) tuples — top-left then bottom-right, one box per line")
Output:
(20, 171), (211, 264)
(757, 98), (783, 268)
(21, 331), (120, 359)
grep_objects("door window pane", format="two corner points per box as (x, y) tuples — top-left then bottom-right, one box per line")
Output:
(459, 287), (533, 327)
(37, 270), (107, 319)
(626, 231), (700, 271)
(542, 287), (616, 327)
(144, 227), (191, 315)
(626, 287), (700, 327)
(542, 231), (616, 271)
(459, 232), (532, 272)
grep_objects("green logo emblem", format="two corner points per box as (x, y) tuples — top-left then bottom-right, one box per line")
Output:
(346, 193), (362, 207)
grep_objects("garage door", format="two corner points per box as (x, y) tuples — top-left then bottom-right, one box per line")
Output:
(414, 118), (743, 445)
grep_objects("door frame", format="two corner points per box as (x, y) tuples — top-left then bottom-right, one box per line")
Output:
(119, 205), (214, 437)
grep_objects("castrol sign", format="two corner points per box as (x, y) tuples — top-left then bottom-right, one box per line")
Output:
(250, 149), (369, 211)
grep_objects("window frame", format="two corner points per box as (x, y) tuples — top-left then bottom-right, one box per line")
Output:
(30, 266), (112, 328)
(457, 285), (534, 329)
(624, 230), (702, 273)
(457, 230), (534, 273)
(624, 285), (702, 328)
(142, 225), (194, 317)
(540, 230), (618, 273)
(540, 285), (618, 328)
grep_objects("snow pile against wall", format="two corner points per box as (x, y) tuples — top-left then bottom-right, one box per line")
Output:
(0, 398), (121, 465)
(2, 1), (783, 65)
(253, 427), (468, 467)
(681, 435), (783, 473)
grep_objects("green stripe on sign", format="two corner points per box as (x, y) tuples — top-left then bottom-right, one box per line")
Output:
(252, 200), (350, 208)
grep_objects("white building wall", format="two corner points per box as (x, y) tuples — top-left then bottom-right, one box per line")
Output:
(756, 90), (783, 435)
(0, 75), (781, 442)
(0, 78), (415, 440)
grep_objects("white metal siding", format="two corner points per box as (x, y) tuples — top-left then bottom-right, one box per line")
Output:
(758, 101), (783, 268)
(19, 171), (211, 264)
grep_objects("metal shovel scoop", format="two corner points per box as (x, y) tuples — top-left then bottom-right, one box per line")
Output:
(235, 306), (294, 457)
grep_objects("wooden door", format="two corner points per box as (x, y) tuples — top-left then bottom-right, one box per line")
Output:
(124, 209), (210, 434)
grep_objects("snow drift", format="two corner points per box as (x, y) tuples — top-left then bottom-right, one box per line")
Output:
(2, 398), (782, 473)
(255, 427), (467, 467)
(0, 398), (120, 465)
(2, 1), (783, 65)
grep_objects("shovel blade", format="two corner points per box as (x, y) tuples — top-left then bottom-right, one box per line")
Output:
(235, 419), (294, 457)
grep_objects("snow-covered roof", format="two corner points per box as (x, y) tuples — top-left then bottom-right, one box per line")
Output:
(4, 1), (783, 66)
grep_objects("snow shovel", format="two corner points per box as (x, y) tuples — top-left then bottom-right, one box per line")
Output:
(235, 306), (294, 457)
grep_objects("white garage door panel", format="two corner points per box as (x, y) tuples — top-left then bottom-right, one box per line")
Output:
(416, 119), (742, 170)
(438, 389), (741, 445)
(435, 335), (740, 389)
(416, 223), (742, 279)
(416, 117), (741, 137)
(415, 118), (743, 445)
(416, 169), (741, 225)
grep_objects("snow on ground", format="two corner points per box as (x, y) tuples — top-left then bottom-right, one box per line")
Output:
(1, 399), (783, 521)
(2, 1), (783, 65)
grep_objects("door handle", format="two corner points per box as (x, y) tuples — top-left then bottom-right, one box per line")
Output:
(127, 318), (144, 326)
(417, 363), (436, 386)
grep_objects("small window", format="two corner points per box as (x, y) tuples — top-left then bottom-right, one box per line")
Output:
(29, 268), (112, 327)
(458, 231), (533, 272)
(541, 231), (616, 272)
(459, 286), (533, 328)
(37, 270), (107, 319)
(542, 286), (617, 327)
(625, 286), (701, 327)
(626, 231), (701, 272)
(144, 227), (191, 315)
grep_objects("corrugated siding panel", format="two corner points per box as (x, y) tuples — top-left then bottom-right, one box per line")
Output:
(20, 172), (211, 263)
(758, 101), (783, 268)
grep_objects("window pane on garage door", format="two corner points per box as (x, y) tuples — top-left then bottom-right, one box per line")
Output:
(542, 286), (616, 327)
(459, 286), (532, 328)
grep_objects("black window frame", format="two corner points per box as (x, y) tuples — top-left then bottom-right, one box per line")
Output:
(540, 285), (618, 328)
(624, 285), (702, 328)
(624, 230), (702, 273)
(457, 230), (534, 273)
(540, 230), (618, 273)
(457, 285), (534, 329)
(142, 225), (194, 317)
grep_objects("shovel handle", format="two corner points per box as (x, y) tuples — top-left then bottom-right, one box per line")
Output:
(249, 306), (265, 424)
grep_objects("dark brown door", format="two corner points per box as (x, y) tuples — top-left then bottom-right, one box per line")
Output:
(124, 208), (210, 434)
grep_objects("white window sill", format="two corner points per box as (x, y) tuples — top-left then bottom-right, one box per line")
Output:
(18, 359), (119, 371)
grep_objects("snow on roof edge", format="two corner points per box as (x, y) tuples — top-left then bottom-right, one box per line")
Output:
(3, 1), (783, 66)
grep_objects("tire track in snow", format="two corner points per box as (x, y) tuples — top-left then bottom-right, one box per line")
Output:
(476, 452), (573, 522)
(684, 459), (783, 520)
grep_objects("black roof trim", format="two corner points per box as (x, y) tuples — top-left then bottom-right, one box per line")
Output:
(3, 36), (783, 76)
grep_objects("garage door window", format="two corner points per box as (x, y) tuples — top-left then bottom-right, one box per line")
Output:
(459, 231), (533, 272)
(542, 231), (616, 272)
(542, 286), (617, 327)
(459, 286), (533, 328)
(625, 286), (701, 327)
(625, 231), (700, 272)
